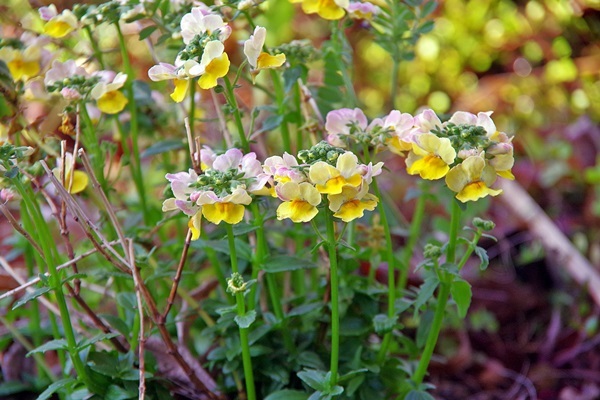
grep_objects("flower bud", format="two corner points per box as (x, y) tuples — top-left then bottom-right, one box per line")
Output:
(473, 217), (495, 231)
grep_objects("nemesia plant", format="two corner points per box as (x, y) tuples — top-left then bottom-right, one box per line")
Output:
(0, 1), (520, 400)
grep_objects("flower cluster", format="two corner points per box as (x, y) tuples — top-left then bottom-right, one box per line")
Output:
(163, 148), (268, 239)
(148, 6), (285, 102)
(325, 108), (515, 203)
(44, 60), (128, 114)
(265, 141), (382, 223)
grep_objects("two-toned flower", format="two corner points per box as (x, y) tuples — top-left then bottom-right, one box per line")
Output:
(445, 155), (502, 203)
(406, 133), (456, 180)
(243, 26), (286, 77)
(290, 0), (349, 20)
(39, 4), (78, 38)
(91, 72), (128, 114)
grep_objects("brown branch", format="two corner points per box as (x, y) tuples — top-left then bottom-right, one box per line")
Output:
(161, 229), (193, 324)
(128, 240), (147, 400)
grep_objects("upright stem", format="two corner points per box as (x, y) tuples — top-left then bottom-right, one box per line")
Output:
(446, 200), (462, 265)
(412, 200), (462, 387)
(79, 104), (106, 191)
(225, 224), (256, 400)
(223, 76), (250, 152)
(325, 208), (340, 386)
(270, 70), (292, 153)
(188, 81), (196, 166)
(398, 184), (426, 291)
(411, 280), (450, 386)
(115, 23), (150, 224)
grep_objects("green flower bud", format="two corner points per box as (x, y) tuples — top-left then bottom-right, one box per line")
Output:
(473, 217), (495, 231)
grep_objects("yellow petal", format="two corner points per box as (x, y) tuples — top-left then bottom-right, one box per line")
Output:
(188, 212), (202, 240)
(202, 202), (245, 225)
(257, 52), (286, 70)
(333, 196), (377, 222)
(69, 170), (89, 194)
(8, 59), (40, 81)
(386, 137), (412, 155)
(407, 154), (449, 180)
(198, 53), (230, 90)
(497, 170), (515, 180)
(171, 79), (190, 103)
(97, 91), (129, 114)
(317, 0), (346, 19)
(277, 200), (318, 223)
(456, 181), (502, 203)
(43, 20), (74, 38)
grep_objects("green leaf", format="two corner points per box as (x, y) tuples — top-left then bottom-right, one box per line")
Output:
(257, 114), (284, 135)
(413, 276), (439, 311)
(36, 378), (76, 400)
(0, 381), (29, 396)
(140, 140), (185, 158)
(116, 292), (137, 311)
(12, 286), (52, 310)
(288, 302), (323, 318)
(100, 314), (130, 337)
(234, 310), (256, 329)
(265, 390), (309, 400)
(26, 339), (67, 357)
(297, 369), (328, 391)
(416, 310), (434, 348)
(406, 390), (436, 400)
(282, 66), (304, 93)
(475, 246), (489, 270)
(420, 1), (437, 18)
(138, 25), (157, 40)
(77, 333), (120, 351)
(450, 279), (472, 318)
(373, 314), (396, 334)
(105, 384), (137, 400)
(263, 255), (318, 273)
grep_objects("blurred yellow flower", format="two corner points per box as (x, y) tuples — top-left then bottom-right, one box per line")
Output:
(0, 47), (40, 81)
(291, 0), (349, 20)
(52, 152), (88, 194)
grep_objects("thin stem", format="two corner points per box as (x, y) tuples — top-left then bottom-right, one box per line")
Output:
(457, 230), (483, 271)
(188, 81), (196, 166)
(398, 185), (426, 291)
(223, 76), (250, 152)
(325, 208), (340, 387)
(225, 224), (256, 400)
(411, 280), (451, 386)
(85, 26), (106, 69)
(446, 200), (462, 264)
(114, 22), (150, 224)
(269, 69), (291, 153)
(79, 103), (107, 191)
(369, 178), (397, 363)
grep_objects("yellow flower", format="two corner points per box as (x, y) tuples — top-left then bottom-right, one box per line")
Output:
(91, 73), (129, 114)
(328, 184), (378, 222)
(197, 188), (252, 225)
(52, 152), (88, 194)
(0, 47), (41, 81)
(406, 133), (456, 180)
(445, 155), (502, 203)
(291, 0), (349, 20)
(197, 52), (230, 90)
(275, 182), (321, 223)
(308, 152), (362, 194)
(244, 26), (286, 73)
(40, 5), (78, 38)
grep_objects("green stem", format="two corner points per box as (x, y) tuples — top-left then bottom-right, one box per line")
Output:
(270, 69), (292, 153)
(201, 230), (230, 302)
(411, 280), (450, 386)
(446, 200), (462, 265)
(389, 55), (400, 110)
(457, 231), (482, 271)
(223, 76), (250, 152)
(12, 177), (99, 393)
(188, 80), (196, 166)
(325, 208), (340, 387)
(225, 224), (256, 400)
(398, 184), (426, 291)
(85, 26), (105, 69)
(79, 103), (107, 191)
(331, 22), (358, 107)
(114, 22), (150, 225)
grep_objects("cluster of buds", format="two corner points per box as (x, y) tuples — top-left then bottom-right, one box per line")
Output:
(73, 0), (146, 27)
(325, 107), (515, 203)
(264, 141), (382, 223)
(44, 60), (128, 114)
(162, 148), (269, 239)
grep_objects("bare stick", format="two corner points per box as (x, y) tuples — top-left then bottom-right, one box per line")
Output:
(211, 89), (232, 148)
(78, 149), (128, 252)
(40, 161), (131, 273)
(128, 240), (146, 399)
(499, 179), (600, 306)
(0, 240), (120, 301)
(184, 117), (198, 172)
(0, 203), (44, 256)
(161, 229), (192, 323)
